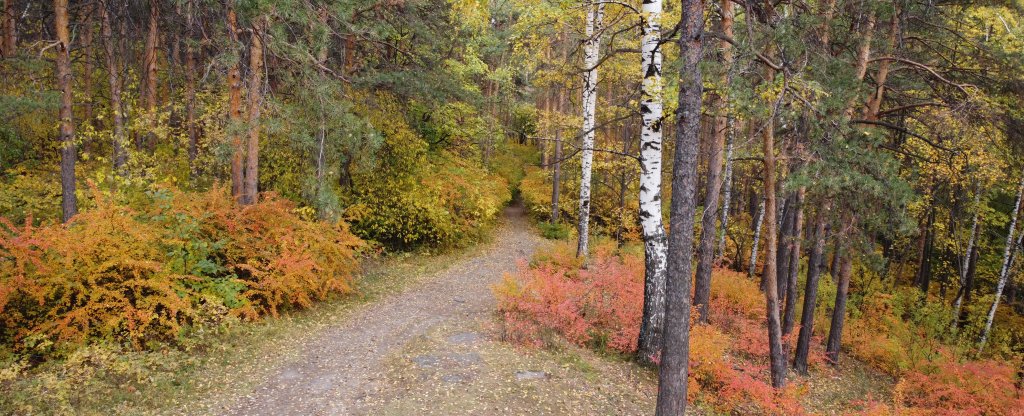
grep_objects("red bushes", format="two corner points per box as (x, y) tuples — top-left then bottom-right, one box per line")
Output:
(894, 355), (1024, 415)
(0, 185), (363, 352)
(494, 242), (642, 353)
(495, 242), (809, 414)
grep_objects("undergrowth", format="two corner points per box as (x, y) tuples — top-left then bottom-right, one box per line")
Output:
(494, 240), (1024, 415)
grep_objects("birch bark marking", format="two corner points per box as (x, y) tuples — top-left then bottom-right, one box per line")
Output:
(980, 169), (1024, 350)
(576, 2), (604, 258)
(718, 120), (735, 259)
(636, 0), (668, 365)
(749, 198), (766, 277)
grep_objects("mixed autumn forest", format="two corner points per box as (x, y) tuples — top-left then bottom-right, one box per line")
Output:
(1, 0), (1023, 414)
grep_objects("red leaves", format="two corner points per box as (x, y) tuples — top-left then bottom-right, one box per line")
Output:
(896, 357), (1024, 415)
(495, 243), (808, 414)
(495, 242), (642, 353)
(0, 186), (363, 352)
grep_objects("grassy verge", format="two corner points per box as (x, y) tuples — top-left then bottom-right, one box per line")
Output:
(0, 231), (496, 416)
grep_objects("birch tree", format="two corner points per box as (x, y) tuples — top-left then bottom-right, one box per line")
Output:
(576, 2), (604, 258)
(636, 0), (668, 365)
(979, 169), (1024, 350)
(749, 199), (766, 277)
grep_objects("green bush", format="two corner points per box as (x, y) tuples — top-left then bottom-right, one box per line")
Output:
(538, 221), (570, 240)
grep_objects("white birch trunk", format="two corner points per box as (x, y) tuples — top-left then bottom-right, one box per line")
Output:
(980, 170), (1024, 349)
(717, 123), (735, 258)
(576, 2), (604, 258)
(749, 198), (766, 277)
(952, 190), (981, 328)
(636, 0), (668, 364)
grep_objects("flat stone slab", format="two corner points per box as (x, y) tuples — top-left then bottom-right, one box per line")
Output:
(412, 355), (444, 368)
(514, 370), (548, 381)
(447, 332), (483, 345)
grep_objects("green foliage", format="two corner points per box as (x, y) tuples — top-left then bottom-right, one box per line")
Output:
(538, 221), (570, 240)
(343, 97), (512, 249)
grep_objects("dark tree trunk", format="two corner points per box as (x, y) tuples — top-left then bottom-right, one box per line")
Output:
(241, 16), (266, 205)
(794, 206), (829, 374)
(55, 0), (77, 222)
(826, 217), (854, 365)
(655, 0), (704, 411)
(761, 110), (787, 389)
(100, 1), (127, 172)
(915, 207), (936, 293)
(782, 188), (805, 338)
(774, 193), (796, 299)
(184, 1), (199, 176)
(140, 0), (159, 151)
(227, 2), (244, 201)
(692, 7), (732, 320)
(830, 237), (840, 276)
(1, 0), (14, 57)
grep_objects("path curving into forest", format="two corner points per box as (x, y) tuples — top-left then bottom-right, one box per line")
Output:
(213, 204), (542, 415)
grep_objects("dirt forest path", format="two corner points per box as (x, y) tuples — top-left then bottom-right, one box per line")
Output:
(202, 204), (655, 416)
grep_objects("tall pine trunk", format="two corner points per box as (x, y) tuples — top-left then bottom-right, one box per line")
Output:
(576, 3), (604, 258)
(140, 0), (160, 151)
(692, 0), (734, 324)
(782, 187), (805, 338)
(101, 1), (127, 172)
(242, 17), (266, 205)
(185, 1), (199, 176)
(636, 0), (668, 365)
(760, 68), (787, 388)
(826, 216), (854, 365)
(227, 2), (244, 201)
(55, 0), (76, 222)
(1, 0), (15, 57)
(794, 203), (829, 374)
(980, 170), (1024, 350)
(655, 0), (704, 410)
(82, 6), (94, 128)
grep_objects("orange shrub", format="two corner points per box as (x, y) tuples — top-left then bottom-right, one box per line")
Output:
(0, 185), (363, 352)
(895, 354), (1024, 415)
(494, 241), (642, 353)
(496, 245), (810, 414)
